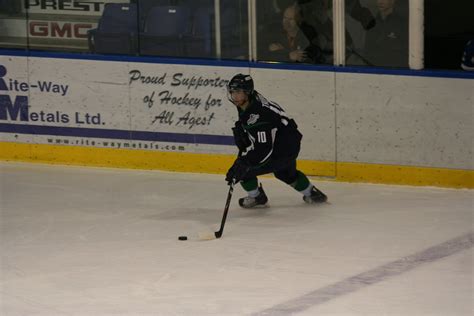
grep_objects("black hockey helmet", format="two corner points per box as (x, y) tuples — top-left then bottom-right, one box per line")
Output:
(227, 73), (254, 95)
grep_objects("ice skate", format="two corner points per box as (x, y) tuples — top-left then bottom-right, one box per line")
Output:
(303, 186), (327, 204)
(239, 184), (268, 208)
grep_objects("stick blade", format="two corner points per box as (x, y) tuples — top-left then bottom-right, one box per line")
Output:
(197, 231), (216, 241)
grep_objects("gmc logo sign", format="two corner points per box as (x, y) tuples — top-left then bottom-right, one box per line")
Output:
(29, 21), (93, 38)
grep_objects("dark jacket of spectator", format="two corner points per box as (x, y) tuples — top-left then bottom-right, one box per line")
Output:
(364, 9), (408, 67)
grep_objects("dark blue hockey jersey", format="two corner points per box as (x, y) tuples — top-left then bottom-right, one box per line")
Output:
(236, 92), (302, 166)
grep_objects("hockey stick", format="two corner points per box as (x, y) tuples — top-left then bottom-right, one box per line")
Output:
(214, 149), (242, 238)
(197, 180), (235, 241)
(198, 151), (241, 240)
(214, 180), (235, 238)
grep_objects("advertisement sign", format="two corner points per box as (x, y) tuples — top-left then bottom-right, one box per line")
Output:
(25, 0), (129, 16)
(0, 57), (240, 154)
(29, 20), (95, 39)
(0, 1), (129, 50)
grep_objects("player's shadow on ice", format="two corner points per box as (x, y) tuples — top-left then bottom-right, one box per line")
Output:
(145, 198), (327, 225)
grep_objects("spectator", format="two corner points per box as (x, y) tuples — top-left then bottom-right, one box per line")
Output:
(364, 0), (408, 67)
(257, 0), (295, 26)
(461, 40), (474, 71)
(299, 0), (334, 63)
(300, 0), (356, 64)
(347, 0), (376, 30)
(258, 4), (322, 64)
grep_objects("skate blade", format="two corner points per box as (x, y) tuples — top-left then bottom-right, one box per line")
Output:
(240, 203), (269, 209)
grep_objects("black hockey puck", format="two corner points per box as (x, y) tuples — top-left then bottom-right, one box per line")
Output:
(178, 236), (188, 241)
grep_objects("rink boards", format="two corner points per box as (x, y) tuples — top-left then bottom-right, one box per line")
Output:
(0, 52), (472, 188)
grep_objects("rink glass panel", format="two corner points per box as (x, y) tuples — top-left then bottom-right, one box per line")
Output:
(0, 0), (27, 50)
(137, 0), (249, 60)
(256, 0), (334, 65)
(344, 0), (409, 68)
(424, 0), (474, 70)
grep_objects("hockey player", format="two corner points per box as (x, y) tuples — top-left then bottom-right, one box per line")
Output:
(225, 73), (327, 208)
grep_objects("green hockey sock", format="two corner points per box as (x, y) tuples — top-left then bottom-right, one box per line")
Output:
(291, 171), (311, 192)
(240, 178), (258, 192)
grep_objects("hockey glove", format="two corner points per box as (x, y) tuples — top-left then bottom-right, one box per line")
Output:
(225, 158), (251, 184)
(232, 121), (251, 151)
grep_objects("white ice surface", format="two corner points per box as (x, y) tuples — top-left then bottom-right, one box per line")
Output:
(0, 162), (472, 316)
